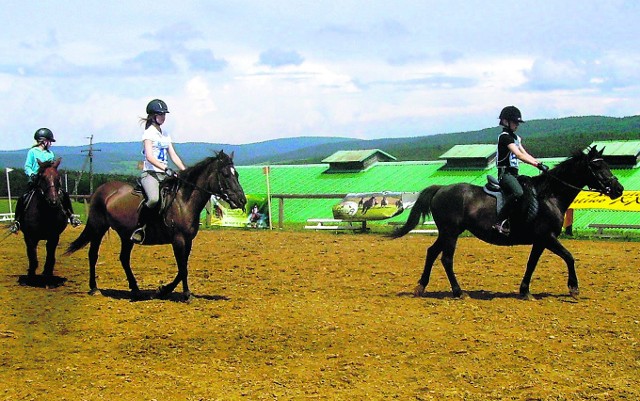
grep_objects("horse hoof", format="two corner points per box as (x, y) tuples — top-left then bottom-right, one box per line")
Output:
(413, 284), (425, 297)
(183, 292), (194, 303)
(453, 291), (468, 299)
(156, 286), (171, 299)
(519, 292), (536, 301)
(88, 288), (100, 296)
(569, 287), (580, 299)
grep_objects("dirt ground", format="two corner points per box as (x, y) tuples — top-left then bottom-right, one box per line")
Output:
(0, 228), (638, 400)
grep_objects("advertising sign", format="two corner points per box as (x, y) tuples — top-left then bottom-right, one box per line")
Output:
(570, 190), (640, 212)
(208, 194), (270, 228)
(332, 191), (419, 221)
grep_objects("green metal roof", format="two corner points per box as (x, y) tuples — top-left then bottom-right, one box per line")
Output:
(588, 140), (640, 156)
(439, 144), (496, 159)
(236, 154), (640, 231)
(321, 149), (396, 163)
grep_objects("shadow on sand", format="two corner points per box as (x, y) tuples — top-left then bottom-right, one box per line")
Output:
(397, 289), (580, 302)
(96, 288), (231, 303)
(18, 275), (67, 288)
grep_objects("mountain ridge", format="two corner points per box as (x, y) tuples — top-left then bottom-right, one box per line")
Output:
(1, 115), (638, 174)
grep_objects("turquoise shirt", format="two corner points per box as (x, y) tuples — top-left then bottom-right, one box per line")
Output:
(24, 147), (55, 177)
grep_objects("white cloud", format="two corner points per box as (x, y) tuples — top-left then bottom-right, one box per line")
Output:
(0, 1), (638, 150)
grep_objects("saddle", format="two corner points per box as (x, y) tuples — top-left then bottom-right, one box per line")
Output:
(132, 177), (179, 217)
(483, 175), (539, 224)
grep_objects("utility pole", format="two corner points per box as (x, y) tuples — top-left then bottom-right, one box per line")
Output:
(80, 134), (101, 194)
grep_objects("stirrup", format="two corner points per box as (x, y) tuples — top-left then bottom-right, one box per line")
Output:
(70, 216), (82, 227)
(130, 226), (146, 244)
(492, 220), (510, 235)
(9, 221), (20, 234)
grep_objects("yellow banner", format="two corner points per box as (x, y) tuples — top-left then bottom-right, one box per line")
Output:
(570, 191), (640, 211)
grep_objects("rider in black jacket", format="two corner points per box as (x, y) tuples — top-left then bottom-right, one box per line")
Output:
(493, 106), (549, 235)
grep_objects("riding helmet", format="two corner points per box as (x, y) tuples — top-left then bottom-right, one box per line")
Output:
(146, 99), (170, 115)
(33, 127), (56, 142)
(498, 106), (524, 123)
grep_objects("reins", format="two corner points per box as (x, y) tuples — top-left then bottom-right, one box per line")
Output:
(543, 158), (611, 195)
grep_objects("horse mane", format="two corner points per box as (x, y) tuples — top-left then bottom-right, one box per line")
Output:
(535, 148), (587, 195)
(173, 151), (229, 199)
(37, 160), (57, 173)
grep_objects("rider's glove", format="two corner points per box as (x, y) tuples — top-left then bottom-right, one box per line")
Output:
(537, 162), (549, 173)
(164, 167), (177, 177)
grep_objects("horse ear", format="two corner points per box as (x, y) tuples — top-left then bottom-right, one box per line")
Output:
(598, 146), (605, 157)
(230, 151), (235, 160)
(53, 158), (61, 168)
(37, 159), (44, 167)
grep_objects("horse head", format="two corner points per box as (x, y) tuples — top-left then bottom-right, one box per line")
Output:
(214, 150), (247, 211)
(36, 158), (63, 207)
(583, 146), (624, 199)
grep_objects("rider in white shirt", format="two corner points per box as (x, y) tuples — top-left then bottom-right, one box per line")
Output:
(131, 99), (186, 244)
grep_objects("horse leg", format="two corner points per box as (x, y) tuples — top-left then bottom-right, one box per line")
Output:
(543, 238), (578, 298)
(414, 238), (443, 296)
(24, 237), (39, 277)
(157, 238), (192, 301)
(88, 237), (103, 295)
(439, 236), (464, 298)
(520, 243), (545, 300)
(42, 236), (60, 276)
(119, 240), (141, 299)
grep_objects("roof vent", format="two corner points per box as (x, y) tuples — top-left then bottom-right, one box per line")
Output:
(322, 149), (397, 173)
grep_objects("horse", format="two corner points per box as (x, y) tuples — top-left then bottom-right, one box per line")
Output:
(391, 146), (624, 300)
(361, 196), (378, 214)
(64, 151), (247, 301)
(18, 159), (69, 278)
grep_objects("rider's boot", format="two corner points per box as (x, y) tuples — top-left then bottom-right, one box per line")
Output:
(62, 191), (82, 227)
(130, 204), (153, 244)
(8, 193), (28, 234)
(492, 198), (515, 235)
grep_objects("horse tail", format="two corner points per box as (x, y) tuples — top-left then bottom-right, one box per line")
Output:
(64, 226), (93, 255)
(389, 185), (441, 239)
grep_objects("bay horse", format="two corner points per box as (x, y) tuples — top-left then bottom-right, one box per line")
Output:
(18, 159), (69, 278)
(64, 151), (246, 301)
(391, 146), (624, 300)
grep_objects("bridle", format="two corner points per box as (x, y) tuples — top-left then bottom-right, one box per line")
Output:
(35, 171), (63, 207)
(545, 157), (618, 196)
(170, 158), (238, 204)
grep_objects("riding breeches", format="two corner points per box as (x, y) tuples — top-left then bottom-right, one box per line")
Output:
(498, 172), (523, 204)
(141, 171), (165, 209)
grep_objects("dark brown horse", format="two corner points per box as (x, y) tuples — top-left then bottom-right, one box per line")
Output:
(65, 151), (246, 301)
(19, 159), (69, 278)
(391, 146), (624, 300)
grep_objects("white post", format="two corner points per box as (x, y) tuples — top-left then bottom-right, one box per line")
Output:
(263, 166), (273, 230)
(5, 168), (13, 215)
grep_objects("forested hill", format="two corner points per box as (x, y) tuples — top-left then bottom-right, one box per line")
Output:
(0, 115), (638, 174)
(271, 115), (640, 165)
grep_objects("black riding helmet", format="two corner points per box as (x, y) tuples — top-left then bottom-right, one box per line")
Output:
(499, 106), (524, 124)
(146, 99), (170, 115)
(34, 127), (56, 142)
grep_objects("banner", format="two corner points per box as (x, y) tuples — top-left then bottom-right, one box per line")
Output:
(207, 194), (270, 228)
(333, 191), (418, 221)
(570, 190), (640, 212)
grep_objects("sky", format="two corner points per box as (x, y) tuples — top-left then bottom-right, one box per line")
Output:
(1, 0), (639, 150)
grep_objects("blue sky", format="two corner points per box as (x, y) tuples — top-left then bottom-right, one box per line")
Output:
(1, 0), (639, 150)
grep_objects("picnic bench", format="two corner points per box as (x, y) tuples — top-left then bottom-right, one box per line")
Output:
(588, 223), (640, 236)
(0, 213), (15, 222)
(304, 219), (368, 232)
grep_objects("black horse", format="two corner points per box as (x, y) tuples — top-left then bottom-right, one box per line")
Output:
(64, 151), (247, 301)
(391, 146), (624, 299)
(17, 159), (69, 278)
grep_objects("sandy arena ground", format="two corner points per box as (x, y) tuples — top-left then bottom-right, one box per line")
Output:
(0, 228), (638, 400)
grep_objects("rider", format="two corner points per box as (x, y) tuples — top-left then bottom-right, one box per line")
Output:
(130, 99), (186, 244)
(9, 128), (82, 234)
(493, 106), (549, 235)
